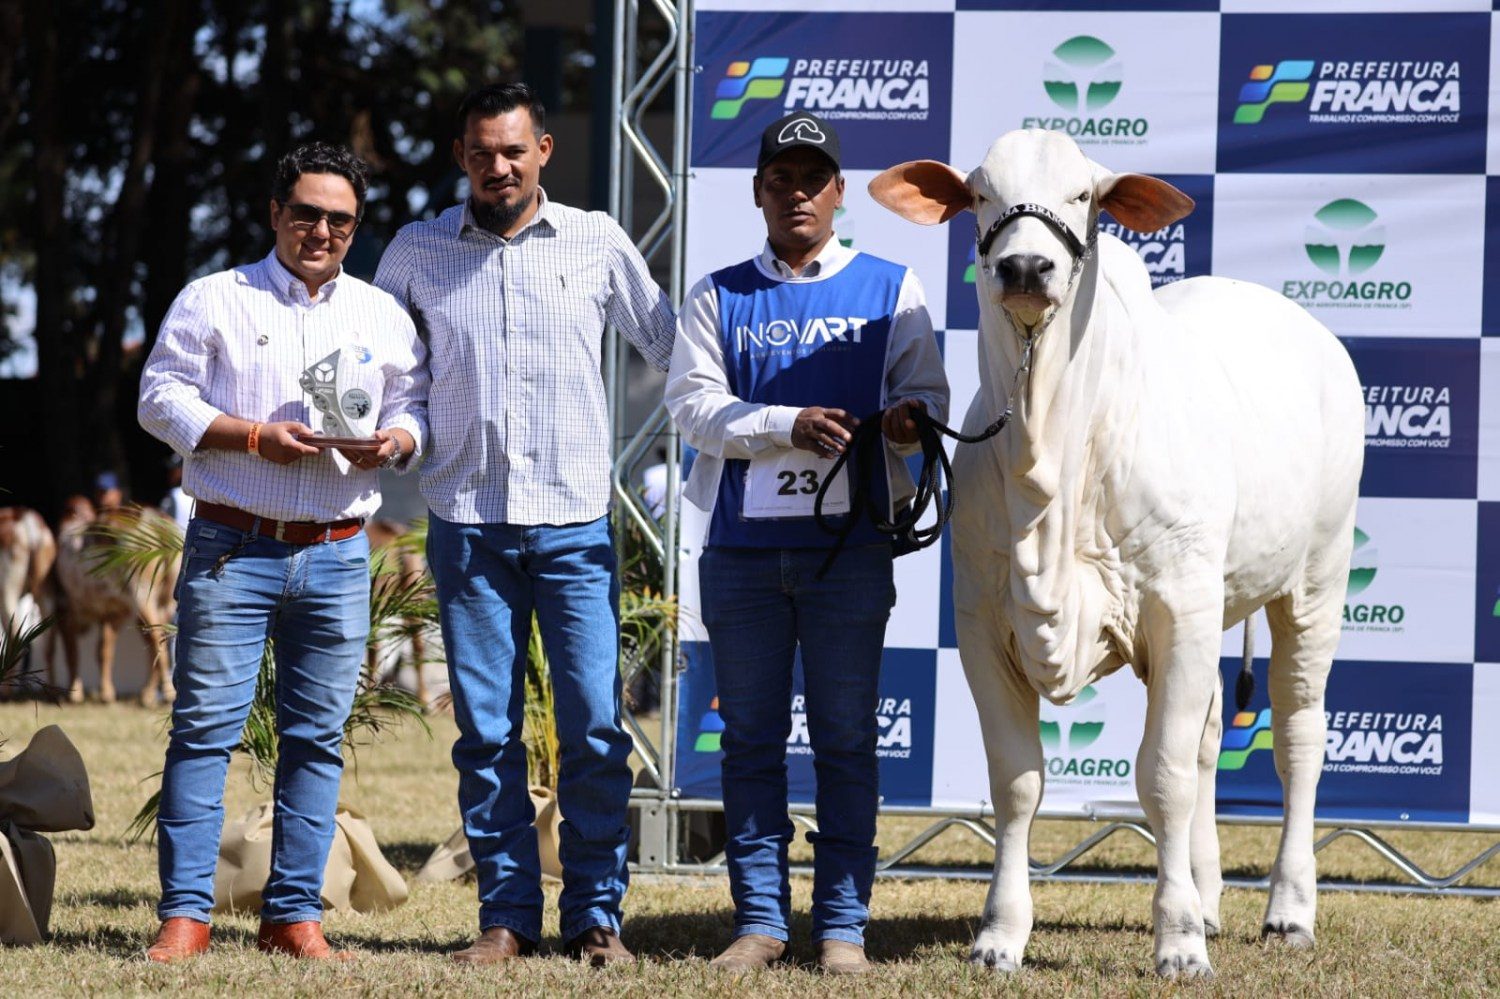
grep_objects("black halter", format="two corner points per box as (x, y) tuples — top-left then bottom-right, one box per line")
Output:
(976, 201), (1096, 262)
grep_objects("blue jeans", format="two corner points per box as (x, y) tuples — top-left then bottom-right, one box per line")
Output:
(698, 544), (895, 946)
(158, 518), (369, 924)
(427, 513), (632, 944)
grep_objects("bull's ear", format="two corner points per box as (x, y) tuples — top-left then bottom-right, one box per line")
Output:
(869, 160), (971, 224)
(1096, 173), (1194, 233)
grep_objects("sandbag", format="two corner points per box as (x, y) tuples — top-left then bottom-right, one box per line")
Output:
(415, 785), (562, 884)
(213, 801), (408, 915)
(0, 725), (94, 945)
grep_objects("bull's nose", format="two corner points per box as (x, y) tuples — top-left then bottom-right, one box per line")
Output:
(997, 253), (1055, 294)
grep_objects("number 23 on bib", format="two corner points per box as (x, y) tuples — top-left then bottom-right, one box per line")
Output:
(743, 448), (850, 519)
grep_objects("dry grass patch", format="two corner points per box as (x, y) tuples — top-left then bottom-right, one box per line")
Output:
(0, 702), (1494, 997)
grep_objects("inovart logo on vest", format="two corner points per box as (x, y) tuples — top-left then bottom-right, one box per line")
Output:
(1038, 685), (1131, 786)
(734, 315), (868, 355)
(711, 58), (789, 120)
(1344, 527), (1406, 634)
(1022, 36), (1146, 145)
(1282, 199), (1410, 312)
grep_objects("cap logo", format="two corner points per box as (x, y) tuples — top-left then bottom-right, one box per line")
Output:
(777, 117), (826, 145)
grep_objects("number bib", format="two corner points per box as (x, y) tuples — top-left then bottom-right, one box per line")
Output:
(742, 449), (849, 519)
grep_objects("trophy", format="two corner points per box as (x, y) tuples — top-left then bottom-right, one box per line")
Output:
(297, 347), (381, 454)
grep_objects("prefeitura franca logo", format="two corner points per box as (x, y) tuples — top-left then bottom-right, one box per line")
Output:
(1024, 35), (1145, 143)
(1218, 708), (1273, 771)
(1283, 198), (1410, 310)
(712, 57), (789, 120)
(1234, 60), (1314, 124)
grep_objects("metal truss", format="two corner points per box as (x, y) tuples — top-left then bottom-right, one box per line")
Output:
(604, 0), (1500, 901)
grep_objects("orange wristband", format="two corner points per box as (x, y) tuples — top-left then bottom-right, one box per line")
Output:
(247, 422), (263, 456)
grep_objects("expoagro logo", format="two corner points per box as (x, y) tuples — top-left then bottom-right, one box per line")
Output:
(1233, 57), (1460, 126)
(1037, 685), (1130, 784)
(1344, 527), (1405, 633)
(1023, 35), (1146, 143)
(1283, 198), (1411, 311)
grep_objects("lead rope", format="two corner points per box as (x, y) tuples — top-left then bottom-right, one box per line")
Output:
(812, 336), (1037, 580)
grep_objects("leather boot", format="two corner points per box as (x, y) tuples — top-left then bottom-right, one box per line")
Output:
(450, 926), (537, 964)
(564, 925), (634, 966)
(145, 917), (210, 963)
(709, 933), (786, 972)
(817, 939), (873, 975)
(256, 920), (352, 960)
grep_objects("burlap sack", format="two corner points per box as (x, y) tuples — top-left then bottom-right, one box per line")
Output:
(213, 801), (408, 915)
(0, 725), (94, 945)
(415, 785), (562, 884)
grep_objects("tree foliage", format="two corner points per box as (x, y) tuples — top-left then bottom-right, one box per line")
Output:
(0, 0), (603, 518)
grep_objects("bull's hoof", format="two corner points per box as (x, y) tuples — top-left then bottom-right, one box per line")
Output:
(67, 682), (85, 705)
(968, 947), (1020, 973)
(1156, 954), (1215, 980)
(138, 687), (159, 708)
(160, 685), (177, 705)
(1203, 916), (1221, 938)
(1262, 922), (1315, 949)
(99, 685), (117, 705)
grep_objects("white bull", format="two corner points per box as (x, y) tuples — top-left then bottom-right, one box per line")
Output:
(871, 129), (1363, 978)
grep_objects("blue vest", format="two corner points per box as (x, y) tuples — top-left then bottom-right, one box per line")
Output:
(708, 251), (905, 549)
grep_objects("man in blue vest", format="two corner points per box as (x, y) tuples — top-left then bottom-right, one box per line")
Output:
(666, 112), (949, 975)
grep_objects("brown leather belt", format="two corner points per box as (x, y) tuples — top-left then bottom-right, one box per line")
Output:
(196, 502), (363, 545)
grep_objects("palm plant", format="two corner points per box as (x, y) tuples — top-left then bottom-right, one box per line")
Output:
(85, 510), (434, 842)
(0, 614), (57, 741)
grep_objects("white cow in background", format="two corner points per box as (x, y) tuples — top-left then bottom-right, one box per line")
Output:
(871, 130), (1363, 978)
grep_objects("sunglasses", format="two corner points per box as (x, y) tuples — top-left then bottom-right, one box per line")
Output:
(279, 201), (359, 237)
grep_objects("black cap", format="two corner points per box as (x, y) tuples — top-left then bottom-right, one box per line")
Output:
(756, 112), (841, 172)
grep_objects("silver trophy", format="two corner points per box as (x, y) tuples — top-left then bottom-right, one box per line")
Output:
(299, 348), (378, 440)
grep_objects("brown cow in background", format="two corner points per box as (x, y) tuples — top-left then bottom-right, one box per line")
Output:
(0, 506), (57, 687)
(51, 497), (179, 705)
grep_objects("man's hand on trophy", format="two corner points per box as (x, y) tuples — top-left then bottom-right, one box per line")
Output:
(259, 421), (322, 464)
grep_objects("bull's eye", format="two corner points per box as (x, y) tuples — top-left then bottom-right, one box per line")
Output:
(1071, 190), (1090, 204)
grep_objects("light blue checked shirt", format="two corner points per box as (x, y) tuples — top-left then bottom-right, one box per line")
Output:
(138, 251), (429, 523)
(374, 192), (675, 525)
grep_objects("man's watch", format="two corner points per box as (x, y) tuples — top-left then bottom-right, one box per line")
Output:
(380, 437), (406, 470)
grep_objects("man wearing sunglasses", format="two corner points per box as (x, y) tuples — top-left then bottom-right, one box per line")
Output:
(137, 142), (429, 963)
(375, 82), (674, 967)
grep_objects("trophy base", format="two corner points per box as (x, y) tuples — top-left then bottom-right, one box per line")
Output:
(296, 433), (383, 454)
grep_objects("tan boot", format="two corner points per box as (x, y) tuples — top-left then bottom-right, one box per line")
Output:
(564, 926), (633, 966)
(817, 939), (873, 975)
(145, 917), (210, 963)
(709, 933), (786, 972)
(256, 920), (352, 960)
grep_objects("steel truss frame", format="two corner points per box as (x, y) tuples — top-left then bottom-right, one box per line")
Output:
(604, 0), (1500, 900)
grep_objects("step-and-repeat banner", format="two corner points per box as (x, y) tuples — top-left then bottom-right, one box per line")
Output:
(672, 0), (1500, 828)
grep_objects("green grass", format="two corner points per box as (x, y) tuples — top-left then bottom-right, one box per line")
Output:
(0, 703), (1495, 996)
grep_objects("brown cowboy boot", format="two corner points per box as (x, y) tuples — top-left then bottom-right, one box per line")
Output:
(817, 939), (873, 975)
(564, 926), (634, 966)
(256, 920), (353, 960)
(450, 926), (537, 964)
(709, 933), (786, 972)
(145, 917), (211, 963)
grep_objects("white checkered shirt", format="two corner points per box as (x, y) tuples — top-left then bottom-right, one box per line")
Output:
(138, 251), (430, 523)
(373, 192), (676, 526)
